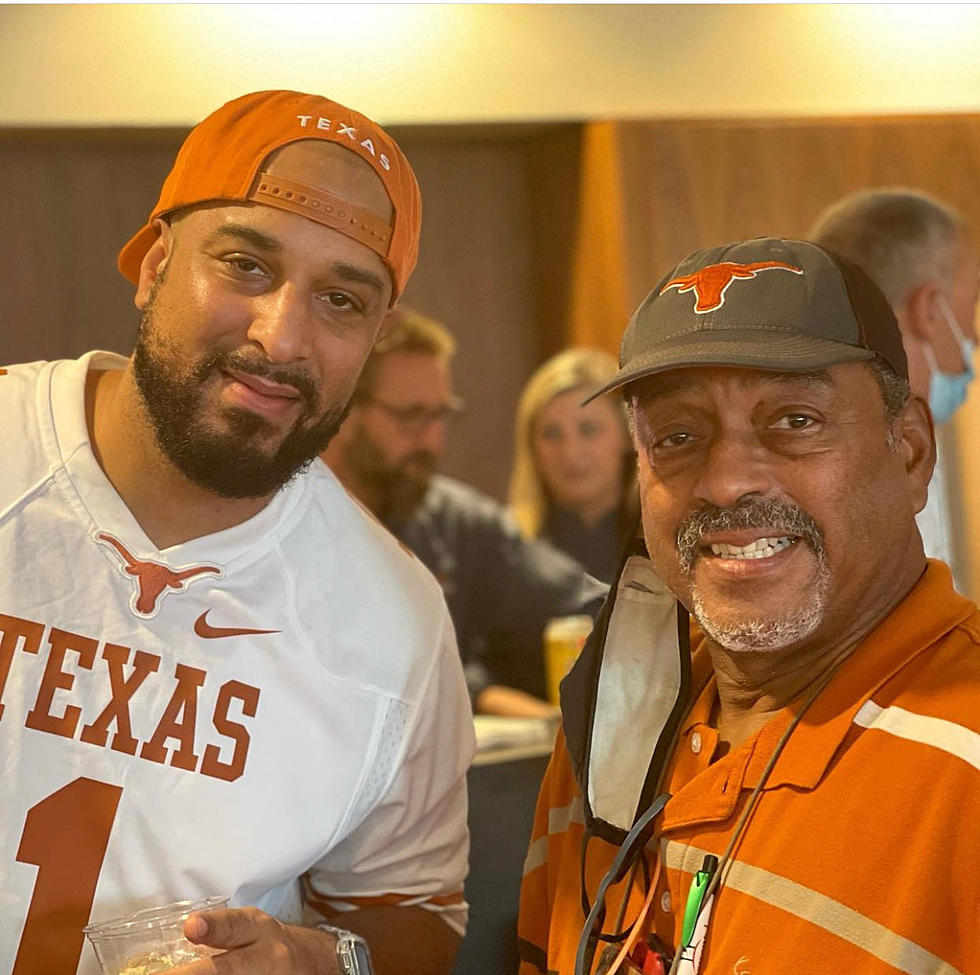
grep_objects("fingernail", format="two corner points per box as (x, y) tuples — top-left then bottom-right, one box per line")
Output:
(185, 914), (209, 941)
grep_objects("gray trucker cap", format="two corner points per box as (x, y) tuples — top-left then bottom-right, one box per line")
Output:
(589, 237), (908, 400)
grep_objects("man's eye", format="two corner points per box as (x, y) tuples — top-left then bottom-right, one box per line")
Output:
(225, 257), (266, 276)
(319, 292), (359, 311)
(653, 431), (695, 449)
(774, 413), (816, 430)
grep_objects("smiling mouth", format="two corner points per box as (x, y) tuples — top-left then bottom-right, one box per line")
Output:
(707, 536), (798, 560)
(225, 369), (301, 401)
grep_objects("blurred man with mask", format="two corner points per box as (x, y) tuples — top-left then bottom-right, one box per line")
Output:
(810, 188), (979, 587)
(323, 307), (606, 717)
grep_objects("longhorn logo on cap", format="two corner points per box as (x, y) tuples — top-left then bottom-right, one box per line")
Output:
(660, 261), (804, 313)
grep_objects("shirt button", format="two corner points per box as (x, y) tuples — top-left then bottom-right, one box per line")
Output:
(691, 731), (703, 755)
(661, 890), (672, 913)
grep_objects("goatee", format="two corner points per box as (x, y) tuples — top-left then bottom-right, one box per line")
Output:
(133, 288), (349, 499)
(676, 495), (829, 653)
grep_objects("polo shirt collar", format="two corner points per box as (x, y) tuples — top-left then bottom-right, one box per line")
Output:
(681, 561), (972, 795)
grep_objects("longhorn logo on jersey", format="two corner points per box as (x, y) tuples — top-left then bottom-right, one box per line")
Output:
(660, 261), (804, 313)
(96, 532), (222, 618)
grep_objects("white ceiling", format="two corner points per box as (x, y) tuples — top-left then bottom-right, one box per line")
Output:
(3, 3), (980, 127)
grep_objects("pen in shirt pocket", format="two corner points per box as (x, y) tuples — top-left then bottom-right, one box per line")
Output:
(674, 854), (719, 975)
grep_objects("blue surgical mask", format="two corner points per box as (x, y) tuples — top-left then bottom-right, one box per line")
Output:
(923, 294), (976, 424)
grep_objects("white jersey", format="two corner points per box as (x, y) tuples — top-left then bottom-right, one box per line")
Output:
(0, 352), (475, 975)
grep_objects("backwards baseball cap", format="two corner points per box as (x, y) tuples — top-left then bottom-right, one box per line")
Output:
(590, 237), (907, 400)
(117, 90), (421, 301)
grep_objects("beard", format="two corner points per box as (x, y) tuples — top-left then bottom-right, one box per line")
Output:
(340, 428), (436, 523)
(133, 285), (349, 499)
(675, 495), (830, 653)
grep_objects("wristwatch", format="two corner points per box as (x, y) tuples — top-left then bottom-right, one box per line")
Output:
(318, 924), (375, 975)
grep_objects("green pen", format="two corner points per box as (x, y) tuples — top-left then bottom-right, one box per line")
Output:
(680, 854), (718, 948)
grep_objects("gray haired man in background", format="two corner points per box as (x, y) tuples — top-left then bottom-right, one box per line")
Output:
(809, 188), (979, 588)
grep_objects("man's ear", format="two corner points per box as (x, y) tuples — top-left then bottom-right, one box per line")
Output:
(134, 219), (173, 309)
(903, 278), (944, 343)
(895, 394), (936, 516)
(374, 305), (399, 344)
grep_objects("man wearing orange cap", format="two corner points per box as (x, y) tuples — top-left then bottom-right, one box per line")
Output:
(0, 91), (472, 975)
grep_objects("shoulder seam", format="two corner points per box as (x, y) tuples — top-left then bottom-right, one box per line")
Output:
(0, 470), (57, 529)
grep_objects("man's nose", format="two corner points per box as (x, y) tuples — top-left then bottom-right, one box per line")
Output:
(692, 431), (776, 509)
(414, 415), (447, 457)
(246, 285), (314, 364)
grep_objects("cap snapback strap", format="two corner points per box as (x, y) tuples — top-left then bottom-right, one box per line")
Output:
(248, 172), (392, 258)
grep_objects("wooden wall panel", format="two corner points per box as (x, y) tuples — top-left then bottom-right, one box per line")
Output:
(391, 132), (544, 500)
(524, 126), (584, 360)
(0, 131), (184, 364)
(610, 115), (980, 308)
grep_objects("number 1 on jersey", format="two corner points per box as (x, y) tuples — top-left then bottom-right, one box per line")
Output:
(14, 777), (122, 975)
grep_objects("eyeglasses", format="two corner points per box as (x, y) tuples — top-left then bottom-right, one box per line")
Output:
(361, 395), (465, 434)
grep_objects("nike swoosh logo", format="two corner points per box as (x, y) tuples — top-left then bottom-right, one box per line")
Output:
(194, 610), (280, 639)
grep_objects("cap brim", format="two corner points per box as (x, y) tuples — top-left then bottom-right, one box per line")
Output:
(117, 222), (160, 285)
(583, 329), (875, 403)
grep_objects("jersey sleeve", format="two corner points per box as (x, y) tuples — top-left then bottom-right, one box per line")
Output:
(303, 613), (475, 935)
(0, 360), (51, 515)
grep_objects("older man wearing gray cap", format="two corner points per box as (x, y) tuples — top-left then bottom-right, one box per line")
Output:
(518, 239), (980, 975)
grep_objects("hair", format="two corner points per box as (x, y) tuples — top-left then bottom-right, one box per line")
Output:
(509, 347), (637, 540)
(356, 305), (456, 398)
(808, 188), (968, 308)
(867, 356), (911, 447)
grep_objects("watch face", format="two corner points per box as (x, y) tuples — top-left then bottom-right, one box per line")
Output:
(351, 940), (373, 974)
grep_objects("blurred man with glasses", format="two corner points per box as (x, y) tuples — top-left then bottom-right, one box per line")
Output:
(323, 307), (605, 716)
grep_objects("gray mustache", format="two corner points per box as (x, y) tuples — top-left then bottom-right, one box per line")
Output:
(676, 496), (824, 571)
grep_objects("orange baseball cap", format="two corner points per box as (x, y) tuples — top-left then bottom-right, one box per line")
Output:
(117, 90), (421, 301)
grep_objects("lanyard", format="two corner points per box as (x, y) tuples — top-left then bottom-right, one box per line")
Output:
(664, 663), (841, 975)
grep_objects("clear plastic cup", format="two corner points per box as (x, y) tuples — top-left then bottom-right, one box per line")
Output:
(83, 896), (229, 975)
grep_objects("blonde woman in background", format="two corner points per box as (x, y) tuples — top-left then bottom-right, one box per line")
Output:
(509, 348), (638, 584)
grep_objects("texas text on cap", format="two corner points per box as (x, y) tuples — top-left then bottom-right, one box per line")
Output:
(117, 89), (421, 301)
(590, 237), (908, 400)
